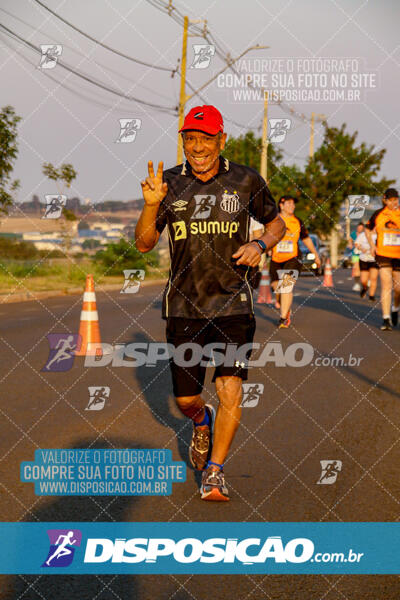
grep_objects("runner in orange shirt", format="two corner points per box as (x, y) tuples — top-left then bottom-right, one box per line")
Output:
(365, 188), (400, 331)
(270, 196), (321, 328)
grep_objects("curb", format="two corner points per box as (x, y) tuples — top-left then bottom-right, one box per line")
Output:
(0, 279), (167, 305)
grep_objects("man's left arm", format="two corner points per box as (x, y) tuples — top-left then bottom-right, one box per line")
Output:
(233, 173), (285, 266)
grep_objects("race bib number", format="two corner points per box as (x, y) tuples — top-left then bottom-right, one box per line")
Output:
(383, 232), (400, 246)
(276, 240), (294, 253)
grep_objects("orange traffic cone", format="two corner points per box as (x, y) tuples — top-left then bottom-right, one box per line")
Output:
(257, 267), (273, 304)
(75, 274), (102, 356)
(323, 258), (333, 287)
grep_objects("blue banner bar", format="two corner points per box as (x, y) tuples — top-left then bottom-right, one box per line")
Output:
(0, 522), (398, 574)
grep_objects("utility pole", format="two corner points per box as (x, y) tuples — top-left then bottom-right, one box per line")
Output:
(260, 90), (269, 182)
(177, 15), (189, 164)
(175, 14), (268, 164)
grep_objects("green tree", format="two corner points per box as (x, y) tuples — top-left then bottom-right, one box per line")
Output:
(0, 106), (21, 215)
(42, 162), (78, 270)
(222, 131), (303, 203)
(96, 239), (158, 276)
(299, 123), (395, 235)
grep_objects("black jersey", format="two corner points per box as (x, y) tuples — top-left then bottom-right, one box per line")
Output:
(155, 156), (278, 319)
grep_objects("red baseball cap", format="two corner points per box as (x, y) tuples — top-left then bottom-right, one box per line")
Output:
(179, 105), (224, 135)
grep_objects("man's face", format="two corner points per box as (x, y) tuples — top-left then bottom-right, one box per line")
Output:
(280, 199), (296, 215)
(357, 224), (364, 234)
(384, 196), (399, 210)
(182, 130), (226, 174)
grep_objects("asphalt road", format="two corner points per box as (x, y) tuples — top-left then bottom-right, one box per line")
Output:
(1, 270), (400, 599)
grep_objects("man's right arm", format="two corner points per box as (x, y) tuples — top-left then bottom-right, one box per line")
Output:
(135, 160), (168, 253)
(135, 205), (161, 253)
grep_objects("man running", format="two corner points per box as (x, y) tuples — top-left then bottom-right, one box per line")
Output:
(355, 223), (378, 301)
(270, 195), (320, 328)
(135, 105), (285, 501)
(365, 188), (400, 331)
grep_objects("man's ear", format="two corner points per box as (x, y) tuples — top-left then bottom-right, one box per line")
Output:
(219, 132), (227, 150)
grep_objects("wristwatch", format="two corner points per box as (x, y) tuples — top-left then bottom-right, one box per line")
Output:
(252, 239), (267, 253)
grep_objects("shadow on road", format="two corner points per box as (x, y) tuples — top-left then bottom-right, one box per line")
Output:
(5, 437), (151, 600)
(130, 331), (201, 488)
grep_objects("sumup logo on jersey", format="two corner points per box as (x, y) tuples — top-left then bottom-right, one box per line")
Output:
(221, 190), (240, 214)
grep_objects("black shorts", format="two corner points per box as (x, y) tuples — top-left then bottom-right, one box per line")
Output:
(269, 257), (302, 283)
(359, 259), (378, 271)
(165, 314), (256, 397)
(375, 255), (400, 271)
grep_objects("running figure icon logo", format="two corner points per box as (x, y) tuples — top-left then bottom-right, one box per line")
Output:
(86, 386), (110, 411)
(192, 195), (216, 219)
(317, 460), (342, 485)
(348, 195), (370, 219)
(268, 118), (292, 143)
(190, 44), (215, 69)
(42, 529), (82, 567)
(42, 334), (81, 372)
(240, 383), (264, 408)
(38, 45), (62, 69)
(121, 269), (145, 293)
(276, 270), (299, 294)
(116, 119), (142, 143)
(43, 195), (67, 219)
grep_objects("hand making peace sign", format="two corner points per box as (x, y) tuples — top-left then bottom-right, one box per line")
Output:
(140, 160), (168, 206)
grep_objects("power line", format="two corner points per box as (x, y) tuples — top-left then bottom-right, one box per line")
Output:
(1, 33), (142, 113)
(0, 23), (178, 114)
(0, 6), (175, 102)
(32, 0), (177, 74)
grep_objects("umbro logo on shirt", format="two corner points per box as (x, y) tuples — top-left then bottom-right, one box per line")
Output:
(172, 199), (188, 212)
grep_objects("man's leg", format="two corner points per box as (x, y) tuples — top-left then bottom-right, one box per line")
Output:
(175, 394), (205, 422)
(209, 376), (242, 466)
(280, 289), (293, 320)
(369, 268), (378, 298)
(379, 266), (393, 319)
(391, 270), (400, 326)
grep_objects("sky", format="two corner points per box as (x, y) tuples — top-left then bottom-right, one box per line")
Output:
(1, 0), (399, 205)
